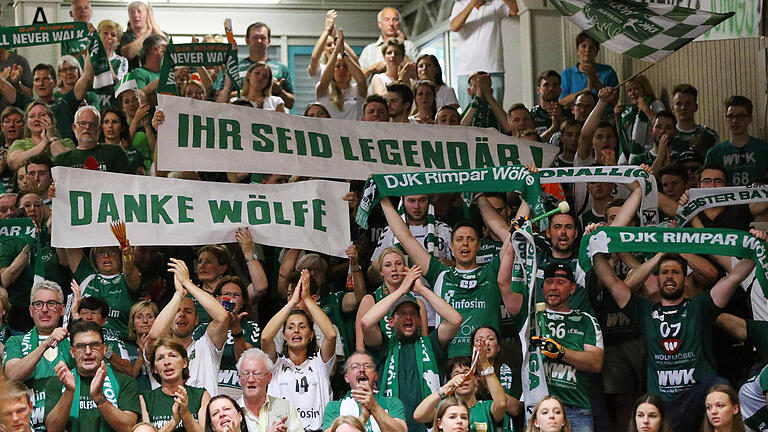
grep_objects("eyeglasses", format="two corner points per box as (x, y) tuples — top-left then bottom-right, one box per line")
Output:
(725, 113), (750, 121)
(347, 363), (375, 371)
(75, 121), (99, 129)
(31, 300), (62, 310)
(239, 370), (269, 380)
(72, 342), (104, 353)
(700, 178), (726, 186)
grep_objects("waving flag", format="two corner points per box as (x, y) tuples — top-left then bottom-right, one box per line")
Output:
(551, 0), (734, 62)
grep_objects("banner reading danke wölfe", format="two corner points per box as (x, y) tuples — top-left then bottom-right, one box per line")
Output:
(51, 167), (351, 257)
(156, 95), (558, 178)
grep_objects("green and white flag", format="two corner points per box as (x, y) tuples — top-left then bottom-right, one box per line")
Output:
(539, 165), (659, 225)
(51, 167), (351, 257)
(580, 226), (768, 295)
(158, 41), (240, 95)
(0, 218), (36, 242)
(549, 0), (734, 62)
(115, 74), (138, 99)
(88, 31), (113, 90)
(0, 22), (88, 48)
(677, 186), (768, 227)
(356, 166), (545, 228)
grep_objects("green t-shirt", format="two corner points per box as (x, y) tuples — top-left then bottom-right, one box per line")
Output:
(192, 320), (260, 393)
(372, 331), (445, 432)
(541, 309), (602, 409)
(8, 137), (76, 163)
(123, 144), (144, 174)
(499, 363), (520, 432)
(3, 331), (74, 431)
(54, 89), (101, 111)
(44, 369), (140, 432)
(15, 91), (82, 141)
(425, 255), (502, 357)
(123, 341), (152, 392)
(705, 137), (768, 186)
(132, 130), (152, 173)
(319, 291), (355, 356)
(476, 236), (502, 266)
(53, 143), (133, 174)
(322, 392), (406, 432)
(624, 293), (720, 401)
(74, 257), (139, 341)
(469, 400), (497, 432)
(130, 67), (160, 90)
(141, 385), (206, 432)
(629, 150), (657, 167)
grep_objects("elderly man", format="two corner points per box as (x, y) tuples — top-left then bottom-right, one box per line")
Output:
(2, 280), (72, 432)
(61, 0), (93, 60)
(359, 7), (419, 79)
(322, 351), (407, 432)
(146, 258), (229, 396)
(53, 105), (132, 173)
(236, 348), (303, 432)
(0, 193), (17, 218)
(45, 319), (139, 432)
(0, 381), (35, 432)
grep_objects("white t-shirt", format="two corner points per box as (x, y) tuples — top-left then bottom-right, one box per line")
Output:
(146, 332), (223, 397)
(263, 95), (285, 112)
(436, 84), (460, 108)
(308, 62), (327, 85)
(317, 81), (364, 120)
(450, 0), (510, 75)
(267, 354), (335, 431)
(370, 73), (394, 95)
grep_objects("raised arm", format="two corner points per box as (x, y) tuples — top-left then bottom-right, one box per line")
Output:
(236, 228), (268, 301)
(260, 278), (303, 361)
(341, 244), (366, 313)
(380, 197), (431, 272)
(710, 256), (756, 308)
(298, 269), (337, 362)
(316, 33), (342, 99)
(450, 0), (479, 32)
(412, 272), (462, 349)
(277, 248), (301, 301)
(74, 53), (94, 102)
(359, 267), (421, 348)
(146, 273), (185, 357)
(576, 87), (612, 160)
(609, 183), (642, 227)
(121, 241), (141, 293)
(309, 11), (336, 79)
(715, 313), (747, 341)
(4, 326), (67, 381)
(169, 258), (228, 349)
(593, 252), (631, 308)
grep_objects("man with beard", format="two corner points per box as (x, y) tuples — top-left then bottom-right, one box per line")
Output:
(321, 351), (407, 432)
(360, 266), (461, 432)
(45, 319), (139, 432)
(53, 106), (132, 173)
(530, 70), (569, 142)
(593, 250), (758, 432)
(145, 258), (228, 396)
(386, 82), (413, 123)
(530, 263), (603, 430)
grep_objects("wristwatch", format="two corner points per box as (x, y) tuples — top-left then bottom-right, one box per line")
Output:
(437, 387), (447, 399)
(103, 348), (114, 360)
(94, 395), (109, 406)
(479, 365), (495, 377)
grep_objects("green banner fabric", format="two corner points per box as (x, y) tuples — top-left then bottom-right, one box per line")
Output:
(158, 41), (240, 95)
(0, 22), (88, 48)
(356, 166), (544, 228)
(0, 218), (35, 242)
(580, 226), (768, 295)
(677, 186), (768, 227)
(88, 31), (113, 89)
(548, 0), (733, 62)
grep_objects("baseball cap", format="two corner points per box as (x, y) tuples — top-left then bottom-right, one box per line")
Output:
(389, 294), (420, 315)
(543, 263), (575, 283)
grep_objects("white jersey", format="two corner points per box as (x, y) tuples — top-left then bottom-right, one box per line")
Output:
(187, 332), (224, 396)
(372, 222), (453, 262)
(268, 354), (335, 431)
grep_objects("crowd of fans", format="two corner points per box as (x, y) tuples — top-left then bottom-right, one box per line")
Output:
(0, 1), (767, 432)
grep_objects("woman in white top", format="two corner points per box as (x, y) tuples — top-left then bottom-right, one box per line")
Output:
(370, 38), (416, 96)
(308, 10), (358, 84)
(316, 28), (367, 120)
(241, 62), (285, 112)
(409, 80), (437, 124)
(417, 54), (459, 109)
(261, 269), (337, 432)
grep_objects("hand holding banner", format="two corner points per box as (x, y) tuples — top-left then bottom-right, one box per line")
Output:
(51, 167), (351, 257)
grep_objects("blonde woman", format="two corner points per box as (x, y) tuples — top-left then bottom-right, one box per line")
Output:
(316, 28), (367, 120)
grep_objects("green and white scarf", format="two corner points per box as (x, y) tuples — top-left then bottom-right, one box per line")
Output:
(357, 166), (545, 229)
(21, 327), (42, 356)
(158, 40), (240, 95)
(581, 226), (768, 296)
(381, 335), (439, 400)
(677, 186), (768, 226)
(511, 221), (549, 421)
(69, 365), (120, 432)
(0, 22), (87, 48)
(87, 30), (113, 89)
(539, 165), (659, 225)
(394, 199), (438, 256)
